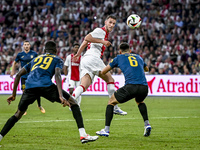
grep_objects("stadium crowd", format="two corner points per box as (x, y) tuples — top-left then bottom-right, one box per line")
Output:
(0, 0), (200, 75)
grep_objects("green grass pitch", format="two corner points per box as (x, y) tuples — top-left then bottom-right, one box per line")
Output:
(0, 95), (200, 150)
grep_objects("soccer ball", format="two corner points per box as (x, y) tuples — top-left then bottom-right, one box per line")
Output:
(126, 14), (142, 29)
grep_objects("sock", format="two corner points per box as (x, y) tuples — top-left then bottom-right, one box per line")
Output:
(138, 103), (149, 122)
(107, 83), (115, 98)
(77, 95), (82, 107)
(37, 97), (41, 107)
(105, 126), (110, 133)
(107, 83), (120, 111)
(79, 128), (87, 137)
(71, 105), (84, 129)
(144, 120), (150, 126)
(0, 134), (3, 142)
(72, 86), (84, 99)
(105, 105), (114, 128)
(0, 115), (18, 137)
(114, 105), (119, 110)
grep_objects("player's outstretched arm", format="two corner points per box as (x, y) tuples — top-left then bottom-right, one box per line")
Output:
(73, 40), (88, 59)
(101, 65), (112, 75)
(8, 68), (27, 104)
(55, 68), (70, 107)
(85, 34), (112, 47)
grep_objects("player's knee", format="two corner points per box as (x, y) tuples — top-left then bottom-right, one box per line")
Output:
(108, 94), (118, 106)
(14, 110), (25, 120)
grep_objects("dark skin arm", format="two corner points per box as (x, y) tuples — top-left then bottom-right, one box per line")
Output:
(55, 67), (70, 107)
(63, 66), (68, 76)
(101, 65), (112, 75)
(7, 68), (27, 104)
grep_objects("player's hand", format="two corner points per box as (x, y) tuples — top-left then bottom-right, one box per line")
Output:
(102, 41), (112, 47)
(59, 96), (71, 107)
(7, 95), (15, 105)
(72, 54), (80, 61)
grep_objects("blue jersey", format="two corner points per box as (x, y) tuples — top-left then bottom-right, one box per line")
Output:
(15, 50), (38, 79)
(24, 53), (63, 89)
(109, 53), (147, 85)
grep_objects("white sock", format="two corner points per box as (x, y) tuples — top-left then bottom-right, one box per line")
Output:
(107, 83), (119, 110)
(72, 86), (84, 99)
(0, 134), (3, 142)
(114, 105), (119, 110)
(77, 95), (82, 107)
(107, 83), (115, 98)
(105, 126), (110, 132)
(79, 128), (87, 137)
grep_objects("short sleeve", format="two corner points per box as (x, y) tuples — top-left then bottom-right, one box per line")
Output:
(64, 55), (70, 67)
(90, 28), (105, 39)
(15, 53), (20, 62)
(56, 58), (64, 70)
(109, 57), (118, 68)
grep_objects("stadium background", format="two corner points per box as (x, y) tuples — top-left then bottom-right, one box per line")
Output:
(0, 0), (200, 76)
(0, 1), (200, 149)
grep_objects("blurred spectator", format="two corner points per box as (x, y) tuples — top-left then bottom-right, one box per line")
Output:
(0, 0), (199, 76)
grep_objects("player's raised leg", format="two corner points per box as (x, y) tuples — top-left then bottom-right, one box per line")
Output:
(72, 74), (92, 100)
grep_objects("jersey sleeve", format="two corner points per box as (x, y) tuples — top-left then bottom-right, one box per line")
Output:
(15, 53), (20, 62)
(90, 28), (104, 39)
(109, 57), (118, 68)
(56, 58), (64, 69)
(64, 55), (70, 67)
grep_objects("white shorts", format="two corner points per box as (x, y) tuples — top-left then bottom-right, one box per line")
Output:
(80, 55), (106, 81)
(68, 79), (80, 89)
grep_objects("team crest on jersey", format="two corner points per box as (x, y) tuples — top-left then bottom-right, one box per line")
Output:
(31, 55), (33, 58)
(21, 56), (24, 58)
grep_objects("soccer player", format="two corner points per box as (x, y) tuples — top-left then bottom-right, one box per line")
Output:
(10, 40), (45, 114)
(0, 41), (98, 144)
(96, 42), (151, 137)
(63, 43), (82, 107)
(72, 15), (127, 115)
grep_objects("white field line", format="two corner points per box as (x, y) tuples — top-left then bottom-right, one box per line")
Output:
(0, 116), (199, 124)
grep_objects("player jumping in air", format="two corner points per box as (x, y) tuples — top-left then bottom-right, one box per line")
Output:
(72, 15), (127, 115)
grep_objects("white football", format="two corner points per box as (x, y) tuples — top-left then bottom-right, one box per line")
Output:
(126, 14), (142, 29)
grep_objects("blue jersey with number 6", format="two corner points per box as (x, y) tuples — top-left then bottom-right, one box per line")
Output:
(109, 53), (147, 85)
(24, 53), (63, 89)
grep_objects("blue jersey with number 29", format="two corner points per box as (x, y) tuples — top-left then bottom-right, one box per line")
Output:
(109, 53), (147, 85)
(24, 53), (63, 89)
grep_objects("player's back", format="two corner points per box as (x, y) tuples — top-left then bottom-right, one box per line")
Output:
(111, 53), (147, 85)
(24, 53), (63, 89)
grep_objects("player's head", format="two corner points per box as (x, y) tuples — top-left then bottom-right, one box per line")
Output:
(44, 41), (57, 54)
(23, 40), (31, 52)
(72, 43), (80, 54)
(119, 42), (131, 54)
(105, 15), (116, 32)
